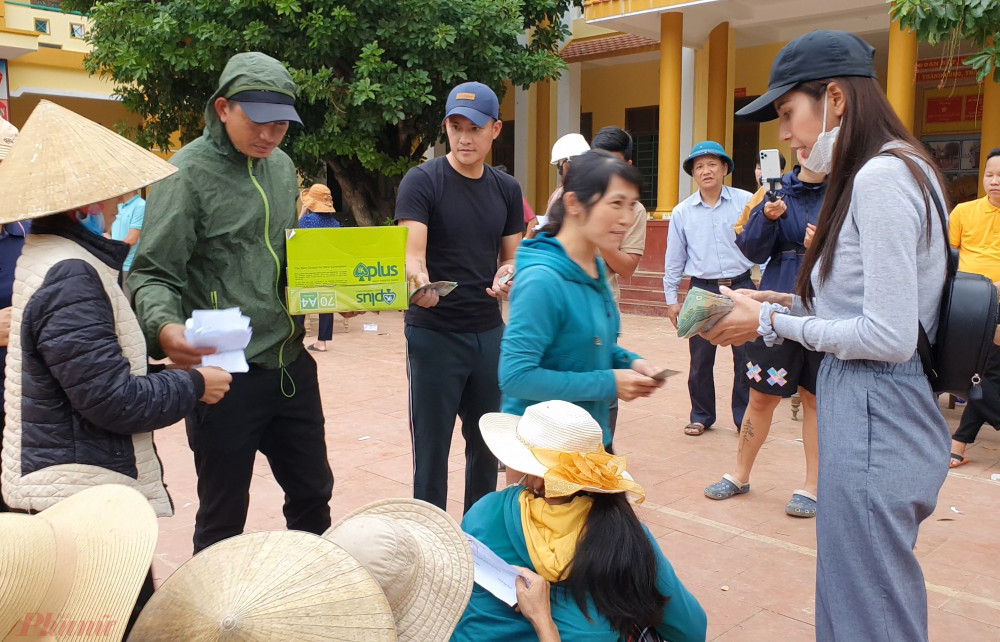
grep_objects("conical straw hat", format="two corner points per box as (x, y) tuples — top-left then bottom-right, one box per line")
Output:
(325, 498), (474, 642)
(128, 530), (397, 641)
(0, 100), (176, 223)
(0, 484), (158, 641)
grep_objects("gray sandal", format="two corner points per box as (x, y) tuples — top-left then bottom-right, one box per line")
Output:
(785, 490), (817, 518)
(704, 474), (750, 500)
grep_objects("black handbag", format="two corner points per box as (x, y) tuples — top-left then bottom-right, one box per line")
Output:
(917, 188), (999, 399)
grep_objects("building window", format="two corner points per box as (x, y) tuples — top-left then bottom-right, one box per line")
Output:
(70, 23), (85, 39)
(625, 106), (660, 211)
(492, 120), (515, 175)
(34, 19), (50, 34)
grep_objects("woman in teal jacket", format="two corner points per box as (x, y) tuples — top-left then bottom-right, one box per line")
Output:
(499, 151), (663, 449)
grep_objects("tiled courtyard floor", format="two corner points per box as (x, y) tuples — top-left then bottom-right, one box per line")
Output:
(151, 311), (1000, 640)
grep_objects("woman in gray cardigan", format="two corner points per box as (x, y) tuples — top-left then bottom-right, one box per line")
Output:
(703, 31), (949, 642)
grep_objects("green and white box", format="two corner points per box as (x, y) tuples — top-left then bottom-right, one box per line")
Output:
(285, 227), (408, 313)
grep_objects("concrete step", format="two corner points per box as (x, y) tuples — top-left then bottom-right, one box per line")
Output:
(620, 300), (671, 317)
(620, 285), (669, 303)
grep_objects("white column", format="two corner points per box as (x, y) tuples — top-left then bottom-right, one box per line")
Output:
(555, 62), (582, 138)
(677, 46), (696, 203)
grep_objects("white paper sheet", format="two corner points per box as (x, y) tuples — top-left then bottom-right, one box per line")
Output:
(466, 533), (521, 607)
(184, 308), (252, 373)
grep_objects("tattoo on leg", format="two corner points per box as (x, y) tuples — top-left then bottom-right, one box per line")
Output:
(742, 419), (754, 442)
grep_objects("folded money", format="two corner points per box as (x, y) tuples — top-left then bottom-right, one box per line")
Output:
(676, 287), (734, 339)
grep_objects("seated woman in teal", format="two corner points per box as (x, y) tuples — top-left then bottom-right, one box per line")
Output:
(499, 150), (663, 451)
(453, 400), (707, 642)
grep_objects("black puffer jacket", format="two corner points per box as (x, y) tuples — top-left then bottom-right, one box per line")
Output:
(1, 215), (204, 516)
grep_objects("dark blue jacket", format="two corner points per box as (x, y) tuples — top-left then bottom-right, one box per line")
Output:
(736, 169), (826, 293)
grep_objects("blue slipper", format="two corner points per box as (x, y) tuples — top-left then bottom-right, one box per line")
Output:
(704, 474), (750, 500)
(785, 490), (817, 518)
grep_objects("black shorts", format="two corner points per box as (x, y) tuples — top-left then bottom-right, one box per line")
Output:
(743, 337), (823, 397)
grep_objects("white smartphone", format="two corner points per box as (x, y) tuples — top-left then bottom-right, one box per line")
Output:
(759, 149), (782, 184)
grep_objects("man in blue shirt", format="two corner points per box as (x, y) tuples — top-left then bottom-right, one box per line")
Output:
(111, 190), (145, 299)
(663, 141), (754, 436)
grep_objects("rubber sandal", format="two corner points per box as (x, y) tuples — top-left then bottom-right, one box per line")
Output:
(684, 422), (706, 436)
(785, 490), (817, 518)
(704, 474), (750, 500)
(949, 452), (970, 468)
(307, 343), (326, 352)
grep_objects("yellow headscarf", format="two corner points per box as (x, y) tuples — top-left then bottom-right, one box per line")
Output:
(518, 448), (645, 582)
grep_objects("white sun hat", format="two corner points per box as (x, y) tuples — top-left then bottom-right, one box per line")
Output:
(127, 530), (396, 641)
(0, 484), (158, 641)
(479, 400), (640, 499)
(324, 498), (474, 642)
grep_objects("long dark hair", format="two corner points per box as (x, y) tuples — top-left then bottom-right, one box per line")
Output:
(559, 492), (668, 636)
(541, 150), (643, 236)
(794, 76), (948, 308)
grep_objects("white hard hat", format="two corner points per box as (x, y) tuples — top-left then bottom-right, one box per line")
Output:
(550, 133), (590, 165)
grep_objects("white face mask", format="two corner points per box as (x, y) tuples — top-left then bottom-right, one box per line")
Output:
(801, 93), (840, 175)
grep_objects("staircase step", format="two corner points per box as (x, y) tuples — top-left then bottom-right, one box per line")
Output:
(619, 300), (670, 317)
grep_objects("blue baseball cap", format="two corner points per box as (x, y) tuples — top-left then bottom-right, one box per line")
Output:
(443, 82), (499, 127)
(683, 141), (734, 176)
(736, 30), (876, 122)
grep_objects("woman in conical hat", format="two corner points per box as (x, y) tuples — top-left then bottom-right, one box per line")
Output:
(0, 100), (233, 631)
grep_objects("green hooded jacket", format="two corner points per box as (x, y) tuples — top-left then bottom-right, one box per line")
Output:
(129, 52), (303, 374)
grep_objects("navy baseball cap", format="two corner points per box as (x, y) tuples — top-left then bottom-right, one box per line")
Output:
(227, 90), (302, 125)
(443, 82), (499, 127)
(736, 30), (876, 122)
(683, 141), (734, 176)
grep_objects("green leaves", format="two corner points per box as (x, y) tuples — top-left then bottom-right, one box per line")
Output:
(889, 0), (1000, 82)
(73, 0), (581, 223)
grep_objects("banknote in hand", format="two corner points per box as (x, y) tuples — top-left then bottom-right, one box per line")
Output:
(676, 287), (734, 339)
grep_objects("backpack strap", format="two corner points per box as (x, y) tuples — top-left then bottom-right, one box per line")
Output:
(917, 180), (950, 380)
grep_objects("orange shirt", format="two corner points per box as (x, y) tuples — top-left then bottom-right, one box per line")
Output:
(949, 196), (1000, 283)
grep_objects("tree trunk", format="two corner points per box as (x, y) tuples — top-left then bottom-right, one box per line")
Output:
(327, 158), (401, 227)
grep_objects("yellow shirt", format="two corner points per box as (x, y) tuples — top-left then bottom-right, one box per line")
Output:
(949, 196), (1000, 283)
(733, 186), (767, 235)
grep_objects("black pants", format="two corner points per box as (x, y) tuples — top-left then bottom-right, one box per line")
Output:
(317, 313), (334, 341)
(186, 351), (333, 553)
(405, 324), (501, 512)
(954, 342), (1000, 444)
(687, 275), (754, 429)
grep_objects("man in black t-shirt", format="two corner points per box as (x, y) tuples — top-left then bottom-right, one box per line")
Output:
(395, 81), (523, 511)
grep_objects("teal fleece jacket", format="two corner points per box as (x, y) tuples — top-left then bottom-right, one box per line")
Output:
(128, 52), (302, 370)
(499, 234), (641, 447)
(453, 487), (709, 641)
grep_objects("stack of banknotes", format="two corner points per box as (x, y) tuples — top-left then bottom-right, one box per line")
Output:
(676, 287), (734, 339)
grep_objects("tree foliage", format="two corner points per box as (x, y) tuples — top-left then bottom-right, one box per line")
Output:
(889, 0), (1000, 82)
(64, 0), (579, 224)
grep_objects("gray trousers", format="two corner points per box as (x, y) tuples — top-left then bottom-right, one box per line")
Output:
(815, 353), (949, 642)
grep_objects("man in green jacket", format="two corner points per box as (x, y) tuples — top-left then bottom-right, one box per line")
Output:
(129, 52), (333, 553)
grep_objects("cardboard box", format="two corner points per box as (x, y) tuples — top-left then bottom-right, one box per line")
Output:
(285, 227), (408, 313)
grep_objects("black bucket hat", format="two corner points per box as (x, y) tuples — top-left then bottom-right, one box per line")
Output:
(736, 30), (876, 123)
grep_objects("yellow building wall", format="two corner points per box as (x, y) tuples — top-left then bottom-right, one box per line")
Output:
(4, 2), (89, 53)
(580, 59), (659, 129)
(734, 42), (789, 162)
